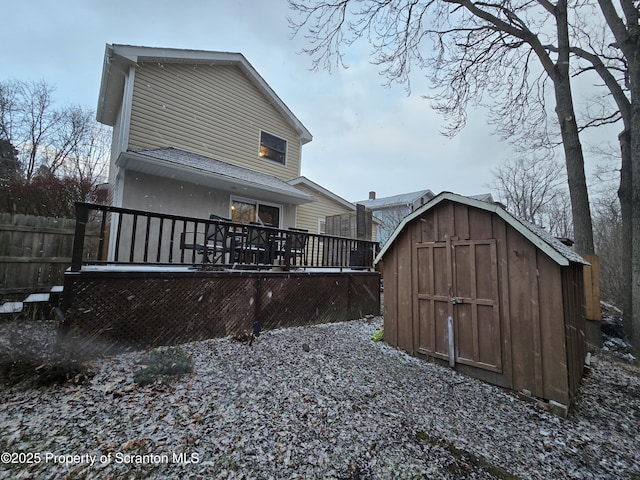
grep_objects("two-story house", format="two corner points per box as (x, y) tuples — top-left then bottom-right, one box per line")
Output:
(96, 44), (355, 234)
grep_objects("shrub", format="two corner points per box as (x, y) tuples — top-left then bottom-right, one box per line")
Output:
(372, 328), (384, 342)
(0, 321), (93, 388)
(0, 175), (98, 217)
(133, 346), (194, 386)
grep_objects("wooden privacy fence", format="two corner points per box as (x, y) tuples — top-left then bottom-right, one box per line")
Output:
(0, 212), (102, 295)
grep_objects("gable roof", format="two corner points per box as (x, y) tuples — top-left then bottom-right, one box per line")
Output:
(355, 190), (435, 209)
(118, 147), (315, 205)
(288, 176), (357, 211)
(97, 44), (312, 144)
(375, 192), (588, 267)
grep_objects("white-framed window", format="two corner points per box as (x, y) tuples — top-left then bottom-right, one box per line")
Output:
(259, 131), (287, 165)
(230, 197), (281, 227)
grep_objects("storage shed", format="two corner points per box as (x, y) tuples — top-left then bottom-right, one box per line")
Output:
(376, 192), (588, 407)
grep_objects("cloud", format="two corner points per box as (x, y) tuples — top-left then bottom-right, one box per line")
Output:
(2, 0), (511, 202)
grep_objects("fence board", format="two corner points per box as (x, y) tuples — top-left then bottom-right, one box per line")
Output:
(0, 213), (100, 295)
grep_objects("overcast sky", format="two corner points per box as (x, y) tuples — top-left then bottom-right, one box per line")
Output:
(2, 0), (597, 203)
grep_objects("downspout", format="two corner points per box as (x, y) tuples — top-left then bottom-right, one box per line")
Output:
(118, 65), (136, 155)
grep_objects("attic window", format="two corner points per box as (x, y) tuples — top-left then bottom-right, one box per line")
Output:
(259, 131), (286, 165)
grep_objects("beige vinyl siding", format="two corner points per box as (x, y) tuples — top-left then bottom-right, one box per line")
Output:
(127, 63), (301, 181)
(293, 184), (353, 234)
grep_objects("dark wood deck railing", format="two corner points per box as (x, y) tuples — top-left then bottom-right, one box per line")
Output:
(71, 202), (379, 272)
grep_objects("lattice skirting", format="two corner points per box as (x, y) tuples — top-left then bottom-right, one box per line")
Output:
(61, 270), (380, 354)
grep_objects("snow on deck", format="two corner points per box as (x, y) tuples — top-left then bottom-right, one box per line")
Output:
(23, 293), (50, 303)
(80, 265), (197, 273)
(0, 302), (23, 314)
(78, 265), (369, 274)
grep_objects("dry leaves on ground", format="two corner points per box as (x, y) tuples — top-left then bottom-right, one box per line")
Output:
(0, 317), (639, 479)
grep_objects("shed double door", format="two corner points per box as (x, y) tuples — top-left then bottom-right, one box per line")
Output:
(416, 239), (502, 372)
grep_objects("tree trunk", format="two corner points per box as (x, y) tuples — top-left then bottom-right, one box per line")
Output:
(629, 61), (640, 359)
(554, 0), (595, 255)
(618, 130), (633, 346)
(554, 92), (594, 254)
(595, 0), (640, 361)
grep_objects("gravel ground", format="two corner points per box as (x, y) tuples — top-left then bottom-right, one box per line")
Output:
(0, 317), (639, 479)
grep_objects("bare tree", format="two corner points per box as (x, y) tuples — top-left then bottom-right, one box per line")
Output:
(0, 79), (111, 217)
(16, 80), (59, 180)
(591, 167), (624, 309)
(287, 0), (640, 355)
(45, 105), (94, 176)
(0, 80), (106, 181)
(545, 189), (574, 240)
(377, 205), (416, 245)
(559, 0), (640, 354)
(598, 0), (640, 358)
(60, 117), (111, 187)
(593, 201), (624, 308)
(488, 154), (566, 224)
(288, 0), (594, 256)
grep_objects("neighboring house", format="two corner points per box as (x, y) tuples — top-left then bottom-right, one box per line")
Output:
(355, 190), (434, 246)
(288, 176), (377, 238)
(357, 190), (494, 246)
(96, 44), (348, 231)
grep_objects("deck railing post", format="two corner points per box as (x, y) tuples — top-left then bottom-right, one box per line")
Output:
(283, 233), (292, 271)
(65, 202), (378, 270)
(71, 202), (90, 272)
(97, 208), (107, 261)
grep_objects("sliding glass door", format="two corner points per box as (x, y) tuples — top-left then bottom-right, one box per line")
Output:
(231, 198), (281, 227)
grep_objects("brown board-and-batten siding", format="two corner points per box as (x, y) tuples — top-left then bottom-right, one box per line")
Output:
(378, 193), (587, 407)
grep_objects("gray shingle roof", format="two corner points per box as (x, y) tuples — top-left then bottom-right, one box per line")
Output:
(355, 190), (434, 209)
(521, 221), (588, 265)
(129, 147), (314, 201)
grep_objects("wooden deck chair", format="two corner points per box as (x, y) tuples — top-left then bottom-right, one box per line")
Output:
(204, 217), (232, 264)
(287, 227), (308, 266)
(243, 224), (271, 264)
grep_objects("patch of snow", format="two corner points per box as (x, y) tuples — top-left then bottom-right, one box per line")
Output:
(80, 265), (196, 273)
(602, 336), (636, 363)
(23, 293), (50, 303)
(0, 302), (23, 314)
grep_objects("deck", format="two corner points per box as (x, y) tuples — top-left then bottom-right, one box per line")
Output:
(62, 203), (380, 353)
